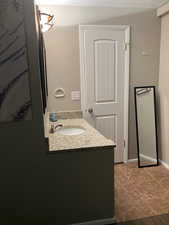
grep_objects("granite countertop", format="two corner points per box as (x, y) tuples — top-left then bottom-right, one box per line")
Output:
(48, 118), (116, 152)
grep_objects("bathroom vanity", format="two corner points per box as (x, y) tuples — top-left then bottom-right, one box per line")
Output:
(45, 112), (116, 225)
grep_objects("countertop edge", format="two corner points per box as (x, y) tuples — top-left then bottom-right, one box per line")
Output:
(47, 144), (116, 154)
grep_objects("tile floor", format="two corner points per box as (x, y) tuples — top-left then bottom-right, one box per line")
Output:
(115, 162), (169, 222)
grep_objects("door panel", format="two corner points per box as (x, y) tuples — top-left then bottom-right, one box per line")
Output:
(96, 115), (117, 142)
(80, 27), (125, 163)
(95, 40), (116, 103)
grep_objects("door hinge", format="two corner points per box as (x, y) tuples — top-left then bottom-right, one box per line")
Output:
(124, 140), (126, 148)
(124, 42), (130, 51)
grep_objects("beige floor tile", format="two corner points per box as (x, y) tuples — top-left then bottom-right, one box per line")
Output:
(115, 163), (169, 222)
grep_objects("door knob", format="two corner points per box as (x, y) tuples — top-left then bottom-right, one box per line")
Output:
(88, 108), (93, 114)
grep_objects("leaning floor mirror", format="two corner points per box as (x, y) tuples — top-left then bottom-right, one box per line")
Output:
(134, 86), (159, 168)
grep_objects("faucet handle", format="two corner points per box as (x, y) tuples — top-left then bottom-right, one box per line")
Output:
(50, 124), (55, 134)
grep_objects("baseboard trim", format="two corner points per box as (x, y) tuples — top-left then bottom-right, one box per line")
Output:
(125, 157), (169, 170)
(140, 154), (157, 163)
(69, 217), (116, 225)
(127, 158), (138, 163)
(160, 160), (169, 170)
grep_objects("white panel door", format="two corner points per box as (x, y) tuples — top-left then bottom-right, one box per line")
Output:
(80, 26), (126, 163)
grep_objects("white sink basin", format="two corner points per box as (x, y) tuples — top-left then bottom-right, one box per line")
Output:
(56, 126), (85, 136)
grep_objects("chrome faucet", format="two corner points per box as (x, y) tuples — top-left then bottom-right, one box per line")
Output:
(50, 123), (63, 134)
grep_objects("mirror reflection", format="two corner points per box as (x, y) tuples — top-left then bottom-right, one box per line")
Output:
(134, 86), (159, 167)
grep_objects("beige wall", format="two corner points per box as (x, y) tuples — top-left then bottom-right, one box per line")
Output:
(44, 8), (161, 159)
(40, 6), (150, 26)
(44, 26), (81, 111)
(158, 12), (169, 164)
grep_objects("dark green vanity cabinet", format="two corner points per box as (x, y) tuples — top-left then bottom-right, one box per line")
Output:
(0, 1), (115, 225)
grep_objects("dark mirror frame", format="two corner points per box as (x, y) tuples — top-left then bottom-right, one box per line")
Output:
(134, 86), (159, 168)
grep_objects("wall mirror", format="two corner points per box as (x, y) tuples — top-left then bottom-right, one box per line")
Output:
(134, 86), (159, 168)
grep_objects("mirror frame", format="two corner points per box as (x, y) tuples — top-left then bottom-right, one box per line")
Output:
(134, 86), (159, 168)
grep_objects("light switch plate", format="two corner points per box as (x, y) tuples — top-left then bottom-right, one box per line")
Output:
(71, 91), (80, 101)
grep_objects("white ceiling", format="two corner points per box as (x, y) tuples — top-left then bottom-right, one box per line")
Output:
(36, 0), (169, 8)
